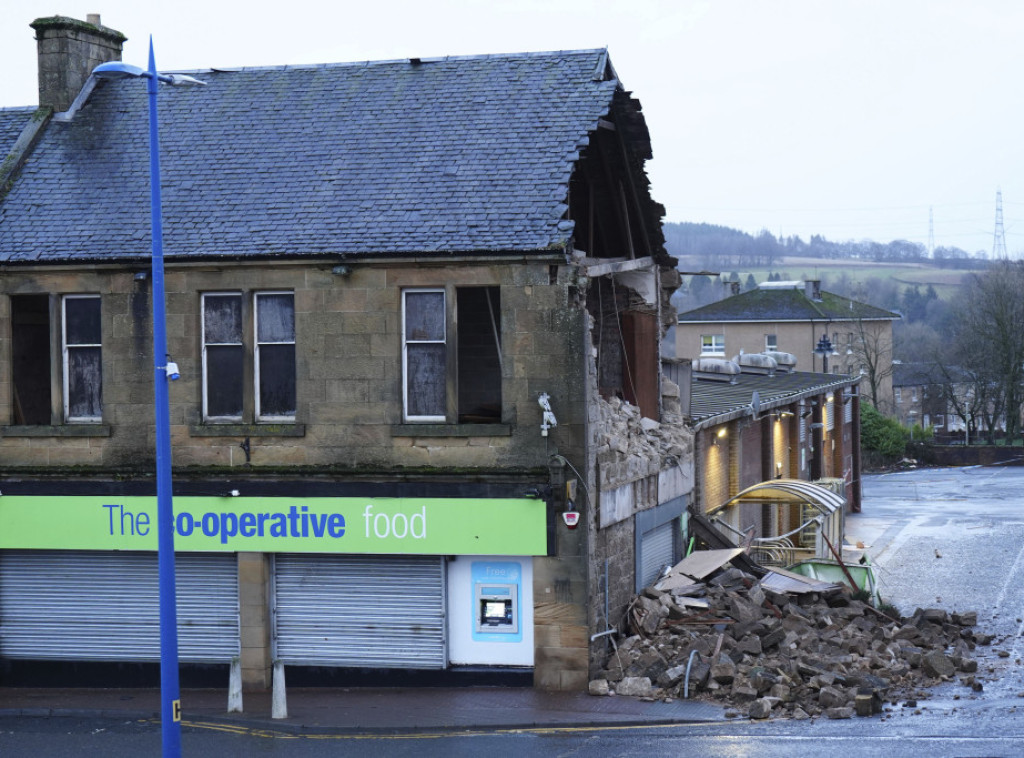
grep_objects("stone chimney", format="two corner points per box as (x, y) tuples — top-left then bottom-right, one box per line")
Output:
(31, 15), (127, 112)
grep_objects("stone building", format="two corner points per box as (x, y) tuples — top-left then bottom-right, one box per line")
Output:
(0, 16), (691, 691)
(674, 280), (899, 412)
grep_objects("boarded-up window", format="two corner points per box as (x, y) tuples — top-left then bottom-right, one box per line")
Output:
(11, 295), (52, 425)
(202, 293), (244, 420)
(255, 292), (296, 420)
(62, 295), (102, 422)
(403, 289), (447, 421)
(621, 311), (658, 420)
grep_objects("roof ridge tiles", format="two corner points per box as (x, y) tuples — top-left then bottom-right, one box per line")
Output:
(201, 47), (610, 77)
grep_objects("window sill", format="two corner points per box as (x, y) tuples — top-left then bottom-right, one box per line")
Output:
(391, 423), (512, 438)
(2, 424), (111, 438)
(189, 423), (306, 438)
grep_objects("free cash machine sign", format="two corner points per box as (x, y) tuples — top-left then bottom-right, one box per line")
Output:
(0, 496), (548, 555)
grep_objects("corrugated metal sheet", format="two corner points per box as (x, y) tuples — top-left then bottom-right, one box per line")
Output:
(689, 370), (857, 428)
(273, 554), (446, 669)
(0, 551), (239, 662)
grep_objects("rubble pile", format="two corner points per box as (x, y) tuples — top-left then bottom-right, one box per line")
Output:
(592, 557), (989, 720)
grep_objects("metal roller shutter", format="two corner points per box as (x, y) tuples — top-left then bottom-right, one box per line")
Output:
(0, 550), (239, 663)
(273, 554), (446, 669)
(639, 519), (677, 590)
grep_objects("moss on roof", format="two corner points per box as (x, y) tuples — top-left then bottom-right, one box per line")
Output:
(677, 286), (899, 323)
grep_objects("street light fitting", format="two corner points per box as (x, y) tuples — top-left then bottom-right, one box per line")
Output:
(93, 60), (207, 87)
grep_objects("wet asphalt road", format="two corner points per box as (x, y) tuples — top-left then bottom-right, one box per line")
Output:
(852, 464), (1024, 710)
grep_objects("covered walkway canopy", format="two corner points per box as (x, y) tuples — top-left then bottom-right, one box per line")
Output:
(707, 478), (846, 567)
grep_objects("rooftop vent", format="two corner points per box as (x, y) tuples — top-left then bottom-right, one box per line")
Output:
(693, 358), (741, 384)
(764, 350), (797, 372)
(733, 353), (777, 376)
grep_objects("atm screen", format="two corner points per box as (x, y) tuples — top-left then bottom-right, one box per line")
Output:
(483, 601), (508, 621)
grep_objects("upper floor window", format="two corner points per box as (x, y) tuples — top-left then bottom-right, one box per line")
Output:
(701, 334), (725, 355)
(402, 287), (501, 423)
(255, 292), (296, 420)
(10, 293), (102, 425)
(765, 334), (777, 352)
(63, 295), (102, 422)
(202, 291), (295, 423)
(894, 388), (902, 403)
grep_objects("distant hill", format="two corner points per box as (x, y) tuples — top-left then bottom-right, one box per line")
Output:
(663, 221), (986, 271)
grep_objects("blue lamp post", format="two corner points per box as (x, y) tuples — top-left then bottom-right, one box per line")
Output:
(94, 39), (204, 758)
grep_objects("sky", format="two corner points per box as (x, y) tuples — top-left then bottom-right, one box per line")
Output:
(2, 0), (1022, 257)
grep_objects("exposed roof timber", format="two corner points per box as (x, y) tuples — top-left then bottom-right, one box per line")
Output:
(580, 255), (654, 276)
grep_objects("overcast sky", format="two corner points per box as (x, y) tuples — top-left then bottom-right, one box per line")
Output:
(2, 0), (1021, 256)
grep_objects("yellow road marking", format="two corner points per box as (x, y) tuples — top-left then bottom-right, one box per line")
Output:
(165, 718), (717, 741)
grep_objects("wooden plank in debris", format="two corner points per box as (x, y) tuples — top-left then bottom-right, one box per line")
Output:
(655, 548), (745, 592)
(675, 596), (710, 610)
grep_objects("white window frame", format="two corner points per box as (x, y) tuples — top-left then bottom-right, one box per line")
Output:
(254, 291), (296, 422)
(765, 334), (777, 352)
(62, 294), (102, 423)
(701, 334), (725, 356)
(201, 291), (244, 422)
(402, 288), (447, 423)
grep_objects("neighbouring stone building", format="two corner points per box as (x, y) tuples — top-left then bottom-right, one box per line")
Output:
(673, 279), (899, 413)
(0, 15), (694, 692)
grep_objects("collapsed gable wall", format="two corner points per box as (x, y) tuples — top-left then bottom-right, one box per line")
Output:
(581, 277), (695, 672)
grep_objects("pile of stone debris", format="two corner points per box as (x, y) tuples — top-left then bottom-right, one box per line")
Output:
(590, 549), (990, 720)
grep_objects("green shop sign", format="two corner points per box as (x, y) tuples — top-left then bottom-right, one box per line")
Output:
(0, 496), (548, 555)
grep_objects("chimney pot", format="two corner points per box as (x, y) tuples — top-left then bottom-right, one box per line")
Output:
(31, 15), (127, 112)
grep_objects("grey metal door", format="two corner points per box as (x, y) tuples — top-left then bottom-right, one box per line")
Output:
(273, 554), (446, 668)
(0, 550), (239, 662)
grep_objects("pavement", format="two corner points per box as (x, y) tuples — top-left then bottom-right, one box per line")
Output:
(0, 684), (726, 734)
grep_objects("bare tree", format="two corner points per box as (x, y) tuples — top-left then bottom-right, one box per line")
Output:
(952, 262), (1024, 441)
(849, 318), (896, 413)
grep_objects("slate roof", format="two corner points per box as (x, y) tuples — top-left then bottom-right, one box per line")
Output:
(678, 286), (899, 323)
(688, 370), (857, 428)
(0, 49), (630, 263)
(0, 107), (36, 158)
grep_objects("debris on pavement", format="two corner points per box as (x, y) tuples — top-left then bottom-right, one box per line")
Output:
(592, 550), (986, 720)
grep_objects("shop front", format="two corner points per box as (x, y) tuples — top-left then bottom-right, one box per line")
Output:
(0, 491), (549, 684)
